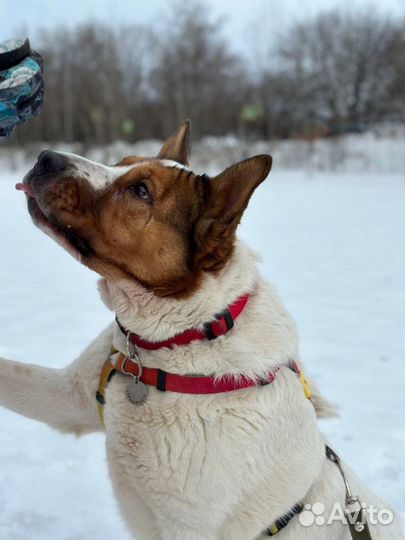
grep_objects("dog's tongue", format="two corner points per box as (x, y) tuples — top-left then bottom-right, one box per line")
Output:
(15, 183), (35, 197)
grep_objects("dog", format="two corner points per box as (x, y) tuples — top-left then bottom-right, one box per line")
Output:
(0, 121), (401, 539)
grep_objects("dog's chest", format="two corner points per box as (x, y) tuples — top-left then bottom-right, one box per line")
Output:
(104, 375), (260, 493)
(102, 370), (323, 526)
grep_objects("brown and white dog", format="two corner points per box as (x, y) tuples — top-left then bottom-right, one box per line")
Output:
(0, 122), (401, 539)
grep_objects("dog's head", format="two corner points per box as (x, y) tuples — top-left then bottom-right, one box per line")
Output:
(17, 122), (272, 297)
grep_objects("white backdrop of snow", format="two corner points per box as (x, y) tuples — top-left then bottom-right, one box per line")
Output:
(0, 155), (403, 538)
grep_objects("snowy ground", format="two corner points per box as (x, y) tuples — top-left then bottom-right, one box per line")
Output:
(0, 161), (403, 539)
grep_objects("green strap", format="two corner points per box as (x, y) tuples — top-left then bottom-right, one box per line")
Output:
(346, 506), (373, 540)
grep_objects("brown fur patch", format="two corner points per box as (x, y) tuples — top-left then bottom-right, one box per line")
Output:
(193, 155), (273, 273)
(28, 124), (272, 298)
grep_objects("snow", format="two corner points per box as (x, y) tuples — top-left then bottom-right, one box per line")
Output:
(0, 161), (403, 538)
(1, 128), (404, 175)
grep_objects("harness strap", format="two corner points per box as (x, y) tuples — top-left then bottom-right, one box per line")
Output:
(95, 349), (310, 535)
(96, 354), (311, 425)
(265, 446), (375, 538)
(94, 346), (373, 540)
(264, 502), (304, 536)
(96, 348), (117, 424)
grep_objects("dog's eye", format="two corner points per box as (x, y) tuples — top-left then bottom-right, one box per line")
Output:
(128, 182), (151, 201)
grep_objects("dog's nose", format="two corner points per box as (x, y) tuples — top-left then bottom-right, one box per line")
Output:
(36, 150), (66, 174)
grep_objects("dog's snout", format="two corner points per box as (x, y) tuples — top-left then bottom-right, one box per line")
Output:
(36, 150), (67, 174)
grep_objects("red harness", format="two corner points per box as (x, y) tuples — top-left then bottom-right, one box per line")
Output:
(114, 352), (302, 394)
(96, 292), (311, 424)
(96, 295), (314, 538)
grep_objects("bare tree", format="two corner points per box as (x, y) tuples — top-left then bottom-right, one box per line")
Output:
(150, 0), (248, 138)
(5, 6), (404, 145)
(264, 9), (404, 136)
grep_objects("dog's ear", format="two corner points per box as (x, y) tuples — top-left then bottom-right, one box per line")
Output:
(157, 120), (191, 165)
(194, 154), (272, 271)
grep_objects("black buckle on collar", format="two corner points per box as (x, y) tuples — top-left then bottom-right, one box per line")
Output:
(156, 369), (167, 392)
(203, 308), (234, 340)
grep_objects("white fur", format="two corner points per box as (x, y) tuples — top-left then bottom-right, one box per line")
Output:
(57, 152), (189, 191)
(0, 239), (402, 539)
(159, 159), (191, 171)
(58, 151), (135, 189)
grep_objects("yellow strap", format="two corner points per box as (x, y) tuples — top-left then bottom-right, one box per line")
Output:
(269, 523), (279, 535)
(97, 401), (105, 426)
(97, 348), (117, 425)
(299, 370), (312, 400)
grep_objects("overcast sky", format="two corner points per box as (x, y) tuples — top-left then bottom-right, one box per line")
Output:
(0, 0), (403, 55)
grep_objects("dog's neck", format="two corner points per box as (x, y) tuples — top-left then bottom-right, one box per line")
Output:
(98, 239), (302, 379)
(98, 239), (260, 342)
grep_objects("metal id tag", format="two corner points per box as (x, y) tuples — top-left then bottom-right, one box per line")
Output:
(126, 378), (148, 406)
(124, 332), (148, 405)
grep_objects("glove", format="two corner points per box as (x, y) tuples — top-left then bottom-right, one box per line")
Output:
(0, 38), (44, 137)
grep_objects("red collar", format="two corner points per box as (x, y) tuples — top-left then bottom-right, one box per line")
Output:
(116, 293), (250, 350)
(112, 352), (302, 395)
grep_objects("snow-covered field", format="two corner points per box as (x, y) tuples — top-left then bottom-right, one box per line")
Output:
(0, 160), (403, 538)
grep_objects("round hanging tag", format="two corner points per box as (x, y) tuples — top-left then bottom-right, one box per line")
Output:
(126, 378), (148, 406)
